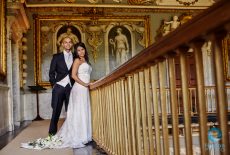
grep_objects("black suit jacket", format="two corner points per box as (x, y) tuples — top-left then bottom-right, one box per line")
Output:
(49, 52), (74, 87)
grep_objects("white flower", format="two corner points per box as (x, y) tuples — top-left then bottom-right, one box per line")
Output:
(26, 135), (63, 149)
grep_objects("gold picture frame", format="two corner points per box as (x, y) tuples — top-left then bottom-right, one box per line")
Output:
(0, 0), (6, 80)
(223, 33), (230, 81)
(34, 15), (150, 87)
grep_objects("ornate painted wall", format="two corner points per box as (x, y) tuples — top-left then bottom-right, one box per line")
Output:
(33, 14), (150, 87)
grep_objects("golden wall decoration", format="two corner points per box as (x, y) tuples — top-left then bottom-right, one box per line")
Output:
(34, 15), (150, 87)
(0, 0), (6, 80)
(223, 33), (230, 81)
(63, 0), (76, 3)
(128, 0), (154, 5)
(26, 7), (202, 14)
(176, 0), (198, 6)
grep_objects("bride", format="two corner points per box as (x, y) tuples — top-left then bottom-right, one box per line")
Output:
(21, 42), (93, 149)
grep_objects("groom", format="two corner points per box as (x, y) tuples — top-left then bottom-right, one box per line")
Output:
(48, 36), (75, 135)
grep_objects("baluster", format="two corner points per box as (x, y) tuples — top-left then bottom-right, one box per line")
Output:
(114, 82), (121, 155)
(179, 47), (193, 155)
(144, 67), (154, 155)
(108, 86), (112, 154)
(110, 84), (116, 154)
(150, 64), (161, 155)
(159, 60), (170, 155)
(127, 75), (137, 155)
(139, 69), (149, 155)
(98, 89), (103, 145)
(120, 78), (129, 155)
(134, 72), (143, 155)
(191, 39), (209, 155)
(168, 56), (180, 155)
(117, 80), (125, 155)
(212, 31), (229, 155)
(105, 87), (110, 153)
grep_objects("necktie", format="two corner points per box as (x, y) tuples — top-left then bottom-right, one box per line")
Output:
(66, 53), (71, 69)
(68, 53), (71, 62)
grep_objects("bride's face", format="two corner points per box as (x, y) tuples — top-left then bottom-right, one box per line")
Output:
(77, 46), (85, 58)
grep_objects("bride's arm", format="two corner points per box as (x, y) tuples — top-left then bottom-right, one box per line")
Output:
(71, 59), (89, 87)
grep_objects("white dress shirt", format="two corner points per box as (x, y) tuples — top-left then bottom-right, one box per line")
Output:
(57, 50), (73, 87)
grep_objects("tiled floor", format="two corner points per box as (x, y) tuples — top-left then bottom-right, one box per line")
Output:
(0, 121), (107, 155)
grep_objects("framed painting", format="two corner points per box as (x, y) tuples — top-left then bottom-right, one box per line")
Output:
(34, 15), (150, 87)
(0, 0), (6, 80)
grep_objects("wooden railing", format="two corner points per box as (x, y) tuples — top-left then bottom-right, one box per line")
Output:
(90, 0), (230, 155)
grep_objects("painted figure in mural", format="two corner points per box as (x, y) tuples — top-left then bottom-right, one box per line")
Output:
(57, 28), (79, 51)
(110, 27), (130, 66)
(21, 42), (93, 149)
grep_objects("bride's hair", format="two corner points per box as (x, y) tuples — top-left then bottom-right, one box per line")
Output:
(74, 42), (91, 65)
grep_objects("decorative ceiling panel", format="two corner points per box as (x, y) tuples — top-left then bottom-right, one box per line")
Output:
(25, 0), (214, 8)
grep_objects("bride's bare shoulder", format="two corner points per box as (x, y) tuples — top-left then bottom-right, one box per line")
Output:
(73, 58), (81, 64)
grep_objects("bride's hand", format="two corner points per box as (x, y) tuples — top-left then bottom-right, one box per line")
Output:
(89, 82), (94, 86)
(84, 83), (91, 87)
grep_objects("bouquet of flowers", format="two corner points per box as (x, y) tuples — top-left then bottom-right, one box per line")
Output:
(21, 134), (63, 150)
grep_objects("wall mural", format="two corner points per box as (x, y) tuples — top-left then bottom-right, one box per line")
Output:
(109, 27), (131, 71)
(0, 0), (6, 80)
(34, 15), (150, 87)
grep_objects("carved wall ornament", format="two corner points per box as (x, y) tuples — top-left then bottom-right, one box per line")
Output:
(176, 0), (199, 6)
(113, 0), (123, 3)
(133, 25), (146, 47)
(155, 15), (181, 39)
(63, 0), (76, 3)
(88, 0), (99, 3)
(20, 34), (28, 87)
(87, 25), (103, 62)
(128, 0), (154, 5)
(27, 7), (202, 14)
(155, 13), (193, 41)
(179, 13), (193, 24)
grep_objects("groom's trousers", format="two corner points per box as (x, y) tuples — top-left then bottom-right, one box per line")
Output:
(49, 84), (71, 135)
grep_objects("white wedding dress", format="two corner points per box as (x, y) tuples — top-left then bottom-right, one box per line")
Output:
(21, 62), (92, 150)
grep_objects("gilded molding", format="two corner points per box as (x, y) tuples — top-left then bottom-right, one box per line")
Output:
(63, 0), (76, 3)
(0, 0), (6, 79)
(26, 7), (205, 13)
(222, 33), (230, 81)
(128, 0), (155, 5)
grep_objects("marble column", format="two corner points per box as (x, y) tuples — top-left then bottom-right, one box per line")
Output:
(7, 1), (30, 125)
(12, 41), (22, 126)
(6, 16), (15, 131)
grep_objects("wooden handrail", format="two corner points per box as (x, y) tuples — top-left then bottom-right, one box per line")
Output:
(90, 0), (230, 90)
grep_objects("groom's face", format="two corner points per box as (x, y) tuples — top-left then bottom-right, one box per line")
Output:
(62, 37), (73, 52)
